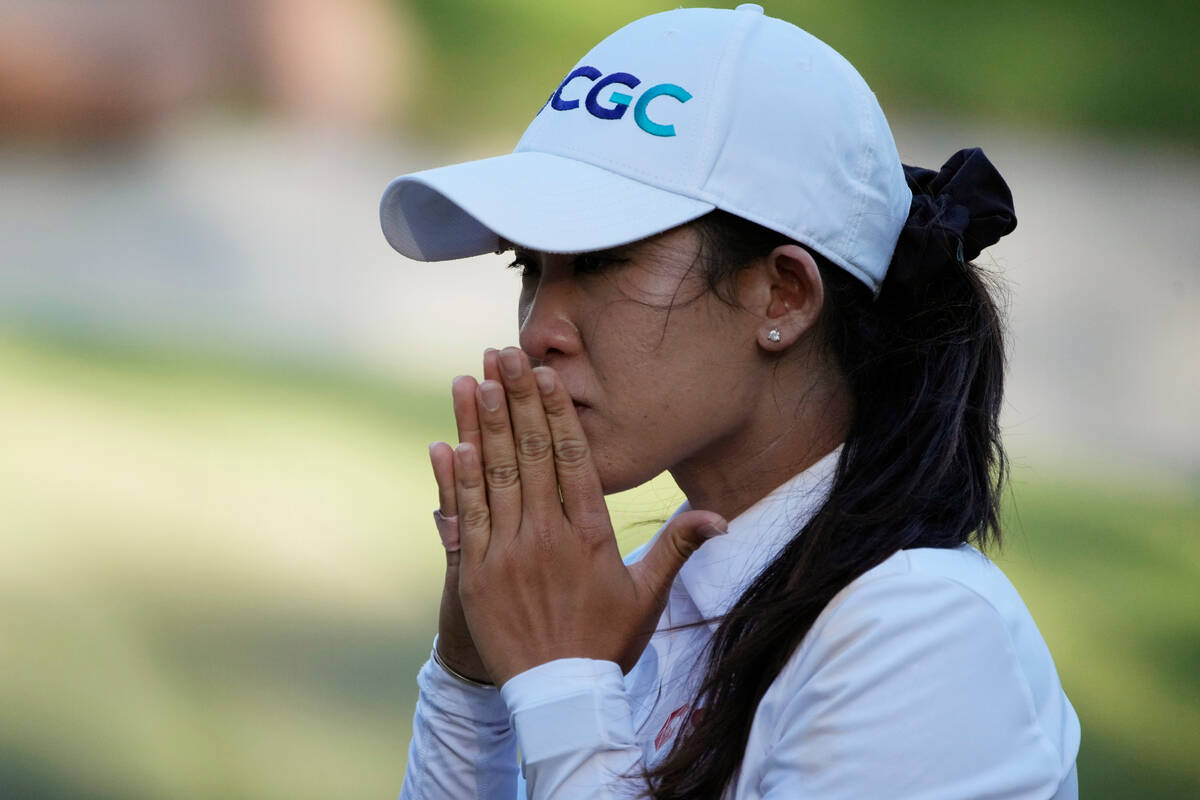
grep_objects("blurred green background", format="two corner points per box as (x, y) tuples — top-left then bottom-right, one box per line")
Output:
(399, 0), (1200, 147)
(1, 1), (1197, 798)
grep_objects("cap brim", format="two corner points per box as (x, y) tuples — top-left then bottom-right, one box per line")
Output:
(379, 151), (715, 261)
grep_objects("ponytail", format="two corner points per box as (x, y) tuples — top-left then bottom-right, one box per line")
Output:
(645, 149), (1017, 800)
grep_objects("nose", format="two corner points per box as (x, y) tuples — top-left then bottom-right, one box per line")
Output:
(518, 276), (582, 365)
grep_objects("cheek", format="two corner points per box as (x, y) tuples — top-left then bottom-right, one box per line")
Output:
(577, 393), (673, 495)
(580, 290), (750, 491)
(582, 371), (704, 494)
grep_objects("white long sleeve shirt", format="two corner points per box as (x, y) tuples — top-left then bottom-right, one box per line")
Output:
(401, 448), (1081, 799)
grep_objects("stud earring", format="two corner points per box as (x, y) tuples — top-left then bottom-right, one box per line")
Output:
(767, 328), (782, 343)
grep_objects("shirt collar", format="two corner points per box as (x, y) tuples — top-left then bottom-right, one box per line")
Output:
(672, 444), (842, 626)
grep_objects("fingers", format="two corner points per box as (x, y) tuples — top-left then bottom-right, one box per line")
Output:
(452, 374), (483, 451)
(475, 377), (523, 533)
(453, 442), (491, 562)
(440, 352), (500, 515)
(436, 372), (484, 560)
(446, 347), (584, 558)
(472, 347), (523, 533)
(429, 442), (462, 558)
(483, 347), (501, 384)
(531, 365), (608, 535)
(630, 510), (728, 604)
(430, 442), (456, 515)
(439, 374), (481, 559)
(496, 347), (560, 520)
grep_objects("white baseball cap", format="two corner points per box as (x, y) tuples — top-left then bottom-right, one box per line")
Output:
(379, 3), (911, 292)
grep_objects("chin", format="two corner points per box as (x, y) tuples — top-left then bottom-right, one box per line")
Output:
(596, 457), (665, 497)
(600, 476), (639, 496)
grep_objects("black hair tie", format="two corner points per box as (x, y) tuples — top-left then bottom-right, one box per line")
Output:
(888, 148), (1017, 288)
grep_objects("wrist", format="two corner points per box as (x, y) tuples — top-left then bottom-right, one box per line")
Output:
(434, 636), (494, 688)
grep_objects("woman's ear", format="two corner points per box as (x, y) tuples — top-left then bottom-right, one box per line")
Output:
(750, 244), (825, 352)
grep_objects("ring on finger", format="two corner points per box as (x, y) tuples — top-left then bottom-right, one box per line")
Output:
(433, 509), (461, 552)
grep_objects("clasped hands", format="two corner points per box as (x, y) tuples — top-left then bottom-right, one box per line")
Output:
(428, 347), (727, 687)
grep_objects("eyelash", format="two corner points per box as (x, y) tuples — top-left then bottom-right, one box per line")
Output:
(575, 253), (627, 274)
(506, 255), (540, 280)
(506, 253), (627, 280)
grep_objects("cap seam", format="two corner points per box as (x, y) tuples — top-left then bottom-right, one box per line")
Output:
(834, 81), (875, 284)
(694, 9), (760, 192)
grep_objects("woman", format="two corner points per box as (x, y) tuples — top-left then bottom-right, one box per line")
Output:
(380, 5), (1080, 798)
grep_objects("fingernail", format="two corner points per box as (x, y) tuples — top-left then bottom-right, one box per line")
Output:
(479, 381), (503, 411)
(500, 348), (522, 379)
(534, 368), (555, 396)
(699, 520), (728, 539)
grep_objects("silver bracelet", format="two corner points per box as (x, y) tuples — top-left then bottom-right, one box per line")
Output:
(432, 644), (495, 689)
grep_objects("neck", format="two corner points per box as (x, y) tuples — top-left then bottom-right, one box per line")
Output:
(669, 366), (852, 523)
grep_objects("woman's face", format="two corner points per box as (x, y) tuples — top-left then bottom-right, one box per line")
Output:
(512, 225), (764, 494)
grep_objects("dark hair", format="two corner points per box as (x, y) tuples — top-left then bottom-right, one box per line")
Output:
(643, 167), (1012, 798)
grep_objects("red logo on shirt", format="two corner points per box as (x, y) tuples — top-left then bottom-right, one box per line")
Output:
(655, 704), (705, 751)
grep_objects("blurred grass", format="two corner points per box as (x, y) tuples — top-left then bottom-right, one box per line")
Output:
(1, 327), (1197, 798)
(394, 0), (1200, 148)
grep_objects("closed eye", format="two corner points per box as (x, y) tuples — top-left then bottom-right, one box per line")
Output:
(572, 251), (629, 275)
(505, 249), (629, 282)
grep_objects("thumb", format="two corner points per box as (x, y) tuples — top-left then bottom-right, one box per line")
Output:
(630, 510), (728, 603)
